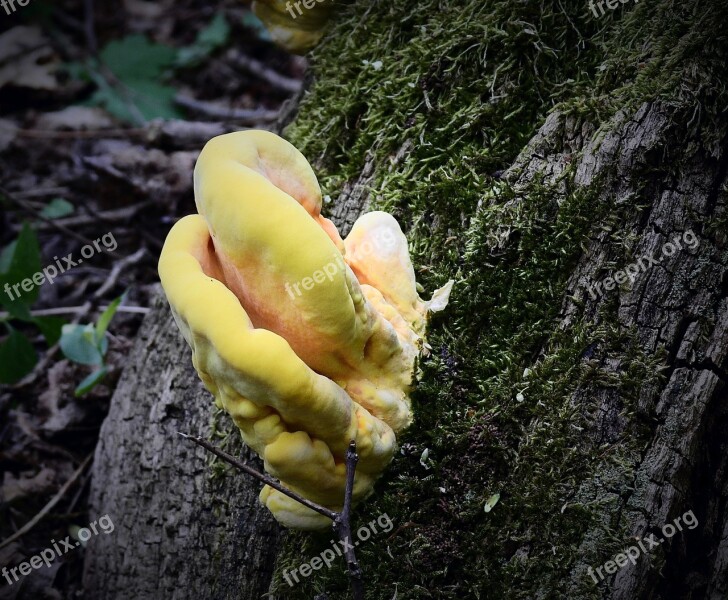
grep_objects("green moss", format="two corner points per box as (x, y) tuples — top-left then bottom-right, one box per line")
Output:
(269, 0), (724, 597)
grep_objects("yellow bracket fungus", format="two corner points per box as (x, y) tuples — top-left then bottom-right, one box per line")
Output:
(158, 130), (452, 529)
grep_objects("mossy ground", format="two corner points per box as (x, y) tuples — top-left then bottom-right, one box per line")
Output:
(266, 0), (726, 597)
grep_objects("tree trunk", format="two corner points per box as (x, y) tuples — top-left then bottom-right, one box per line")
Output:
(80, 292), (280, 600)
(84, 0), (728, 598)
(505, 103), (728, 599)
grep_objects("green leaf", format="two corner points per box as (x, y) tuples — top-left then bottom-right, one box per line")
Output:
(2, 223), (42, 288)
(0, 240), (16, 275)
(89, 35), (183, 124)
(1, 298), (32, 322)
(126, 80), (182, 120)
(41, 198), (75, 219)
(60, 323), (104, 366)
(0, 223), (42, 318)
(85, 74), (133, 122)
(0, 329), (38, 384)
(63, 60), (90, 83)
(101, 34), (177, 82)
(75, 366), (108, 397)
(89, 77), (182, 124)
(33, 316), (66, 345)
(176, 14), (231, 67)
(199, 14), (231, 48)
(95, 292), (125, 343)
(99, 334), (109, 357)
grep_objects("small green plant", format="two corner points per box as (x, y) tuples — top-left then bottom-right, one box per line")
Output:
(40, 197), (75, 219)
(0, 222), (66, 384)
(60, 293), (126, 396)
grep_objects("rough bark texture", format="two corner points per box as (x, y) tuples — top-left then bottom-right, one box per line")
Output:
(506, 104), (728, 598)
(81, 292), (280, 600)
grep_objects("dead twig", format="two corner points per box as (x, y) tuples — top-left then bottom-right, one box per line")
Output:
(175, 95), (279, 124)
(0, 306), (149, 319)
(83, 0), (98, 55)
(19, 203), (150, 231)
(179, 434), (365, 599)
(144, 119), (236, 150)
(2, 124), (147, 139)
(0, 185), (109, 252)
(228, 51), (302, 94)
(333, 441), (365, 600)
(0, 119), (231, 146)
(178, 433), (338, 520)
(12, 187), (70, 199)
(95, 247), (147, 298)
(0, 453), (94, 550)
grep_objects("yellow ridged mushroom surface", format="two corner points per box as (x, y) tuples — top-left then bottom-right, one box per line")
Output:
(158, 130), (451, 529)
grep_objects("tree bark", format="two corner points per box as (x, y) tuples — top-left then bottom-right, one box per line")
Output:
(80, 292), (281, 600)
(505, 104), (728, 598)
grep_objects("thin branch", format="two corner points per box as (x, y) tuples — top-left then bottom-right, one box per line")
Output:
(180, 434), (366, 599)
(334, 441), (365, 600)
(175, 95), (280, 124)
(95, 247), (146, 297)
(83, 0), (98, 55)
(0, 123), (147, 139)
(0, 453), (93, 550)
(228, 51), (302, 94)
(0, 119), (230, 143)
(19, 203), (150, 231)
(178, 433), (338, 521)
(0, 185), (109, 251)
(12, 187), (70, 199)
(0, 306), (149, 319)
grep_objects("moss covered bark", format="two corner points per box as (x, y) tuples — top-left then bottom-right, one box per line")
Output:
(271, 0), (728, 598)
